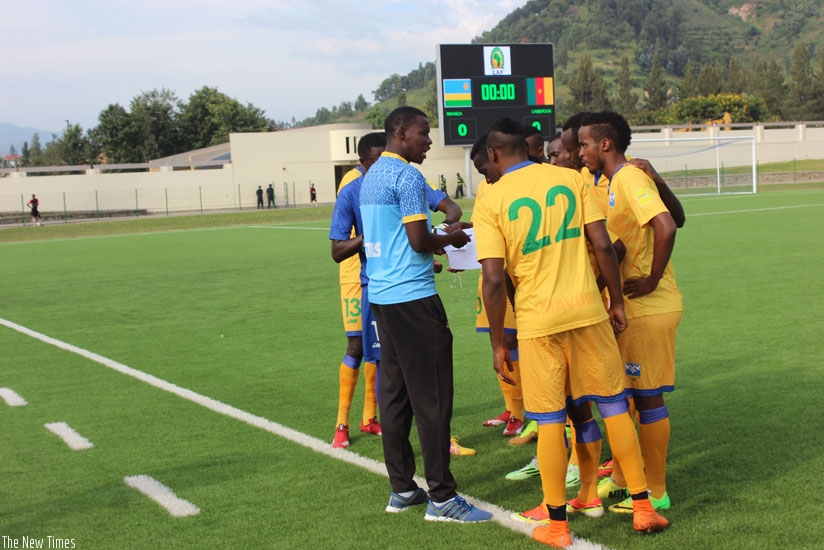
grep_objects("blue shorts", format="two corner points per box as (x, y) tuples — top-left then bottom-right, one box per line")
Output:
(362, 284), (381, 363)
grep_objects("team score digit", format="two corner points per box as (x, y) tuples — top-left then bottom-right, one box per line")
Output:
(507, 185), (582, 255)
(344, 297), (362, 318)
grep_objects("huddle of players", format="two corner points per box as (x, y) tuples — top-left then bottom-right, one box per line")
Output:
(470, 111), (683, 546)
(328, 106), (683, 547)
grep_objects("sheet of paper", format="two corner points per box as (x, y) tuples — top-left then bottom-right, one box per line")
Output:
(442, 227), (481, 270)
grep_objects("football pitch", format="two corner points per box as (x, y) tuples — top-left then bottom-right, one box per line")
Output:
(2, 188), (823, 549)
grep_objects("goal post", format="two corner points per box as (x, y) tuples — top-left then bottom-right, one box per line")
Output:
(627, 135), (757, 195)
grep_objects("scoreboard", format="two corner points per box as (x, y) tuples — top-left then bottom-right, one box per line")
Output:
(436, 44), (555, 147)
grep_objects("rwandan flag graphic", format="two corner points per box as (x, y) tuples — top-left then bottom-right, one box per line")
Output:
(526, 77), (554, 106)
(443, 79), (472, 107)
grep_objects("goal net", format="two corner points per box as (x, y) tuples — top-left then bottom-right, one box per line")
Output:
(627, 134), (757, 195)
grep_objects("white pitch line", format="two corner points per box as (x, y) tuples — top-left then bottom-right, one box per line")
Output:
(124, 475), (200, 517)
(0, 317), (606, 549)
(0, 387), (28, 406)
(44, 421), (95, 450)
(689, 202), (824, 217)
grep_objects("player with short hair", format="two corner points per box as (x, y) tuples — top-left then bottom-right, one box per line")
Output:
(330, 133), (387, 449)
(578, 111), (683, 514)
(361, 106), (491, 522)
(474, 118), (669, 546)
(524, 125), (549, 162)
(469, 134), (524, 438)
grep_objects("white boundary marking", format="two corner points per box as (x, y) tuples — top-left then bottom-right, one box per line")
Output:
(0, 387), (28, 406)
(0, 317), (607, 549)
(689, 203), (824, 217)
(124, 475), (201, 517)
(44, 421), (95, 450)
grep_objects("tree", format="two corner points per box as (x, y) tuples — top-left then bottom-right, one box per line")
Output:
(177, 87), (272, 151)
(314, 107), (332, 125)
(27, 133), (45, 166)
(643, 51), (668, 111)
(129, 89), (183, 161)
(810, 54), (824, 119)
(365, 107), (387, 130)
(43, 121), (95, 166)
(784, 44), (816, 120)
(567, 54), (611, 113)
(677, 60), (699, 100)
(697, 63), (723, 96)
(750, 58), (786, 119)
(616, 56), (638, 117)
(373, 74), (402, 102)
(396, 91), (407, 108)
(354, 94), (369, 112)
(20, 142), (29, 166)
(93, 104), (138, 163)
(725, 57), (747, 94)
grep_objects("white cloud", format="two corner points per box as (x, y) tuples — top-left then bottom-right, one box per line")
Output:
(1, 0), (526, 130)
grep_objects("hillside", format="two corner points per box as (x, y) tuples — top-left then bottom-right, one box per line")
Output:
(317, 0), (823, 128)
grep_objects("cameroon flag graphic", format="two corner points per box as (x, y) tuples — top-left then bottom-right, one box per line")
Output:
(526, 77), (554, 106)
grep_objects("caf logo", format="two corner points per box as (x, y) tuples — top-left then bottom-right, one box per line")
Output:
(490, 47), (505, 70)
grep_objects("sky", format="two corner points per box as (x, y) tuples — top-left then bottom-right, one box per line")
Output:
(3, 0), (525, 133)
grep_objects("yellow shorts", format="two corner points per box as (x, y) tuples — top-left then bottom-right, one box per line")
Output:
(475, 291), (517, 333)
(519, 320), (626, 422)
(340, 281), (362, 335)
(618, 311), (682, 396)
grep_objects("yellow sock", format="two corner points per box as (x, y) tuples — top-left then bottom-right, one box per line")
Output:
(362, 361), (378, 424)
(336, 361), (360, 427)
(602, 413), (647, 496)
(508, 359), (524, 420)
(536, 423), (568, 508)
(609, 400), (637, 488)
(572, 422), (602, 503)
(498, 376), (514, 414)
(639, 417), (670, 499)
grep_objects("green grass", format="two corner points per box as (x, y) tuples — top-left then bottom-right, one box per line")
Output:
(2, 190), (824, 549)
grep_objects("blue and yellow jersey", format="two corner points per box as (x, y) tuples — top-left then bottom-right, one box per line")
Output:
(360, 152), (436, 305)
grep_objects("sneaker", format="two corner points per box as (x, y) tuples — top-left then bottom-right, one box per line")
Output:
(385, 488), (428, 513)
(424, 495), (492, 523)
(597, 459), (614, 478)
(483, 410), (510, 427)
(449, 437), (476, 456)
(565, 464), (580, 488)
(532, 521), (572, 548)
(360, 417), (382, 435)
(597, 477), (629, 500)
(513, 503), (548, 524)
(508, 420), (537, 445)
(332, 424), (349, 449)
(632, 500), (670, 534)
(566, 496), (604, 518)
(502, 417), (524, 436)
(609, 492), (671, 514)
(505, 457), (539, 480)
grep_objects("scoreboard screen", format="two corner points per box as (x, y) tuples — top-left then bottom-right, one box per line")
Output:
(436, 44), (555, 147)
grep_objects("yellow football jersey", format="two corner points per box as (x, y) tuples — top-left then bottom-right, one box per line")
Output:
(606, 164), (682, 319)
(474, 162), (607, 339)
